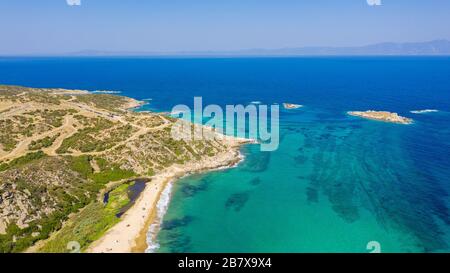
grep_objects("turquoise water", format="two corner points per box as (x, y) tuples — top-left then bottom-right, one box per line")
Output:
(0, 57), (449, 252)
(155, 109), (449, 253)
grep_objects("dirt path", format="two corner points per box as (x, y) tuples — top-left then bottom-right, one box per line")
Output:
(44, 116), (77, 156)
(0, 115), (76, 161)
(56, 115), (171, 157)
(0, 98), (171, 162)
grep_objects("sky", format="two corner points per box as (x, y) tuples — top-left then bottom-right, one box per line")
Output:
(0, 0), (449, 55)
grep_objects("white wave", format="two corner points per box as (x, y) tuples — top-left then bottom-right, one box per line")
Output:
(144, 150), (246, 252)
(145, 182), (173, 253)
(91, 90), (122, 94)
(145, 223), (160, 253)
(250, 101), (262, 104)
(410, 109), (439, 114)
(170, 110), (187, 116)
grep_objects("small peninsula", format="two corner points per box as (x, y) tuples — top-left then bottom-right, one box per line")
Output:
(0, 84), (250, 253)
(348, 110), (413, 125)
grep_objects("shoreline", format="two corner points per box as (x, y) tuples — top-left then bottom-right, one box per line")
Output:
(139, 149), (246, 253)
(0, 84), (254, 253)
(88, 140), (249, 253)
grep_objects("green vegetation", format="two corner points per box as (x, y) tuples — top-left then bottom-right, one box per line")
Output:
(0, 155), (94, 252)
(68, 155), (94, 178)
(0, 117), (36, 151)
(0, 84), (230, 253)
(107, 183), (133, 211)
(68, 155), (136, 187)
(56, 118), (134, 154)
(0, 85), (30, 100)
(90, 167), (135, 185)
(28, 133), (60, 150)
(0, 154), (136, 253)
(0, 129), (18, 151)
(26, 93), (62, 105)
(71, 155), (136, 183)
(0, 151), (46, 172)
(0, 205), (83, 253)
(25, 109), (77, 127)
(37, 202), (117, 253)
(35, 157), (136, 253)
(0, 108), (75, 152)
(75, 94), (130, 112)
(94, 157), (109, 170)
(38, 182), (134, 253)
(147, 168), (155, 177)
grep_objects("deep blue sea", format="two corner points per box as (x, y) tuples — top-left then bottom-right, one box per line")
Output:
(1, 57), (449, 252)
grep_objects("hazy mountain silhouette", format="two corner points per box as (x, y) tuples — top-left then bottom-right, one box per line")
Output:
(68, 40), (450, 56)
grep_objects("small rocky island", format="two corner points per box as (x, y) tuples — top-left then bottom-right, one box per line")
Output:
(348, 110), (413, 125)
(283, 103), (303, 109)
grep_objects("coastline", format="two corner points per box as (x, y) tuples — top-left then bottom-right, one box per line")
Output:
(137, 148), (245, 253)
(87, 138), (250, 253)
(0, 84), (254, 253)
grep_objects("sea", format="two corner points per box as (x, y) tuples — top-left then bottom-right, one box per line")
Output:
(0, 56), (449, 253)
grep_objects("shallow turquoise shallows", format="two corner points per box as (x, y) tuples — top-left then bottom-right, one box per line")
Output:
(0, 56), (449, 252)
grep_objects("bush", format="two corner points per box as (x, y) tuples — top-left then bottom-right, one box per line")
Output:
(90, 167), (136, 185)
(69, 155), (93, 178)
(0, 151), (46, 172)
(28, 134), (60, 150)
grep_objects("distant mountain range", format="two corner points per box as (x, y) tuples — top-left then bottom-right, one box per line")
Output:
(67, 40), (450, 57)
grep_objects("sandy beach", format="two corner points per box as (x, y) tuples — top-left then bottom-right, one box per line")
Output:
(87, 137), (248, 253)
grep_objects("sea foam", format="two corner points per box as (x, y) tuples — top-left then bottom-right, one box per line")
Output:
(145, 181), (173, 253)
(410, 109), (439, 114)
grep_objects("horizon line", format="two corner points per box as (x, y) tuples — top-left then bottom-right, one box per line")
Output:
(1, 39), (450, 57)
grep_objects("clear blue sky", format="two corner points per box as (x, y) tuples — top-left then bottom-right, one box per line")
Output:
(1, 0), (449, 54)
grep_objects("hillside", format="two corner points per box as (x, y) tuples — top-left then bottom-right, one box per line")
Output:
(0, 85), (245, 252)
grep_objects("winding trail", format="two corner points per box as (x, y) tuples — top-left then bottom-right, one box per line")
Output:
(55, 115), (171, 157)
(0, 115), (74, 161)
(0, 98), (171, 161)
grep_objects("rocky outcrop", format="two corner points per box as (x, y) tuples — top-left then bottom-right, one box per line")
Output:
(348, 110), (413, 124)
